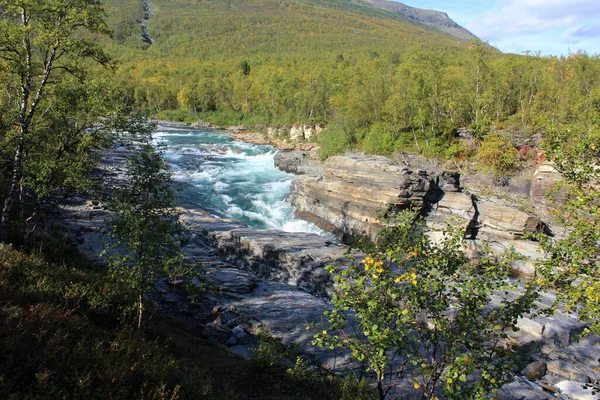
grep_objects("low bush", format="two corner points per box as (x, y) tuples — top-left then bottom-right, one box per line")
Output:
(319, 124), (354, 159)
(362, 123), (397, 155)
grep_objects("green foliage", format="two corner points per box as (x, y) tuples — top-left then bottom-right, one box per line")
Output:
(1, 240), (369, 399)
(314, 211), (538, 399)
(318, 124), (354, 159)
(476, 132), (520, 185)
(444, 141), (474, 160)
(250, 329), (303, 370)
(240, 60), (251, 77)
(537, 124), (600, 336)
(248, 329), (367, 399)
(103, 133), (190, 329)
(0, 0), (135, 242)
(362, 122), (397, 155)
(85, 0), (600, 162)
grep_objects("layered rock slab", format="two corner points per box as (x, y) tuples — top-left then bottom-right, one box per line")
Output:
(277, 152), (460, 240)
(276, 151), (544, 275)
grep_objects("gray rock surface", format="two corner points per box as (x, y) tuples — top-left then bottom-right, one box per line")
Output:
(277, 151), (546, 275)
(44, 146), (598, 400)
(276, 152), (459, 241)
(556, 381), (598, 400)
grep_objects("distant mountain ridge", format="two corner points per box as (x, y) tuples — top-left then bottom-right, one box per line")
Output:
(357, 0), (477, 40)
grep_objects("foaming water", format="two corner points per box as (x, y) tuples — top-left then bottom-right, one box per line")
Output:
(155, 124), (327, 235)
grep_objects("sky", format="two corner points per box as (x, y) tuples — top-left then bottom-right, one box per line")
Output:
(399, 0), (600, 56)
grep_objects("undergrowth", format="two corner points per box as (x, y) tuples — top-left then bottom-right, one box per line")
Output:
(0, 241), (358, 399)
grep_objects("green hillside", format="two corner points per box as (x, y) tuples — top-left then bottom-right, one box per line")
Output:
(103, 0), (468, 59)
(97, 0), (600, 172)
(98, 0), (478, 123)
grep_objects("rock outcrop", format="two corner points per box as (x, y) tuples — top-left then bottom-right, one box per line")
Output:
(275, 151), (546, 275)
(178, 208), (347, 298)
(276, 152), (461, 241)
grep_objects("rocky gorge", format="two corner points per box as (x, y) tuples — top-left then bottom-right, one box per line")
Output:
(48, 130), (599, 400)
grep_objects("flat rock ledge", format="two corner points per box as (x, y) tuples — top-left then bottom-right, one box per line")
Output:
(178, 207), (348, 299)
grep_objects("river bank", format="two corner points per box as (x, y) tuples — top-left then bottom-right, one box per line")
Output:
(152, 119), (321, 152)
(48, 125), (599, 400)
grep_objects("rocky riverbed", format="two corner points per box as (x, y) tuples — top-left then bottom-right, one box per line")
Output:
(47, 143), (599, 400)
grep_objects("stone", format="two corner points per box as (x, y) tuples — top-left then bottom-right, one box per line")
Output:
(556, 381), (598, 400)
(179, 207), (346, 298)
(547, 360), (590, 381)
(530, 163), (566, 222)
(162, 293), (179, 303)
(497, 378), (554, 400)
(285, 153), (457, 240)
(205, 268), (259, 294)
(276, 151), (543, 276)
(232, 326), (247, 338)
(229, 345), (254, 360)
(515, 317), (546, 337)
(229, 125), (249, 133)
(522, 361), (547, 381)
(267, 127), (281, 139)
(303, 125), (316, 141)
(572, 374), (591, 384)
(155, 278), (169, 294)
(290, 126), (304, 141)
(205, 321), (232, 341)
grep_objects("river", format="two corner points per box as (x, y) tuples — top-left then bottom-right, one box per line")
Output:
(154, 124), (324, 234)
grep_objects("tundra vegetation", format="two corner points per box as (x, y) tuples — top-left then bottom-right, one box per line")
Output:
(0, 0), (598, 398)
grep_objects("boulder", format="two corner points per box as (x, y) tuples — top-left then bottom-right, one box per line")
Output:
(530, 163), (567, 222)
(303, 125), (316, 141)
(276, 151), (547, 275)
(229, 125), (249, 133)
(290, 126), (304, 141)
(267, 127), (283, 139)
(284, 153), (459, 241)
(522, 361), (547, 381)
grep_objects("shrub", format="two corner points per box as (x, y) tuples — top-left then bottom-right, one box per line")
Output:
(477, 132), (520, 185)
(319, 124), (354, 159)
(314, 211), (538, 400)
(362, 122), (397, 155)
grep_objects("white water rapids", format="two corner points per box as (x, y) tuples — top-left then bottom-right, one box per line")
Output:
(154, 124), (326, 235)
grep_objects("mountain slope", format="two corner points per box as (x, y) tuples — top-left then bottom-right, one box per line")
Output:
(94, 0), (493, 128)
(101, 0), (476, 61)
(357, 0), (476, 41)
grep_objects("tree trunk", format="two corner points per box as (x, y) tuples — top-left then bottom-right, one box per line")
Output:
(1, 140), (24, 241)
(137, 294), (143, 330)
(377, 373), (385, 400)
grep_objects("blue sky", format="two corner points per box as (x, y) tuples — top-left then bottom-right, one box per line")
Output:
(399, 0), (600, 56)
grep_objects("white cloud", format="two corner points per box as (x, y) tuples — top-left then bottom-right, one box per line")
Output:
(464, 0), (600, 55)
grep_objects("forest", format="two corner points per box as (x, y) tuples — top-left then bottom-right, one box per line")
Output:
(93, 0), (600, 167)
(0, 0), (599, 399)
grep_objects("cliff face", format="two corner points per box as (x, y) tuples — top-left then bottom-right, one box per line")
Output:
(357, 0), (477, 41)
(277, 152), (460, 240)
(275, 151), (546, 276)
